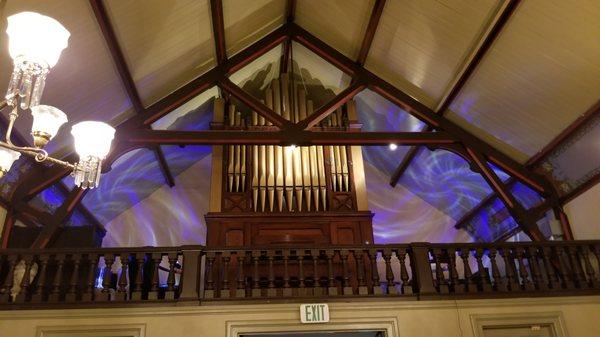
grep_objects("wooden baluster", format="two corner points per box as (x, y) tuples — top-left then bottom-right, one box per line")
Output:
(433, 248), (448, 294)
(297, 250), (306, 297)
(15, 255), (34, 303)
(32, 254), (49, 303)
(117, 253), (130, 301)
(1, 255), (17, 302)
(515, 247), (533, 291)
(555, 246), (574, 289)
(383, 249), (397, 295)
(488, 248), (506, 292)
(100, 254), (114, 301)
(283, 250), (292, 296)
(340, 250), (353, 295)
(251, 251), (261, 298)
(540, 246), (558, 290)
(475, 248), (492, 292)
(220, 252), (231, 298)
(500, 247), (518, 291)
(311, 249), (323, 296)
(460, 248), (473, 293)
(326, 250), (337, 296)
(581, 245), (597, 288)
(369, 249), (382, 295)
(148, 253), (162, 300)
(356, 249), (368, 295)
(448, 249), (461, 294)
(65, 254), (82, 302)
(398, 248), (412, 295)
(565, 246), (585, 289)
(267, 251), (276, 297)
(49, 254), (66, 302)
(165, 253), (177, 300)
(527, 246), (544, 290)
(82, 254), (98, 302)
(131, 253), (145, 301)
(235, 251), (246, 298)
(204, 252), (215, 299)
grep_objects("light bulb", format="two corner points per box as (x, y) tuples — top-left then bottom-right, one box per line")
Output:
(6, 12), (70, 68)
(71, 121), (115, 159)
(389, 143), (398, 151)
(71, 121), (115, 189)
(30, 105), (68, 148)
(0, 148), (21, 178)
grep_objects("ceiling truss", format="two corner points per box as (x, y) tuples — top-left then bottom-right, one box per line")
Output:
(2, 1), (578, 247)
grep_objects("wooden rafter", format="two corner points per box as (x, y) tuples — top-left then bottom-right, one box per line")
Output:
(280, 0), (296, 74)
(456, 99), (598, 238)
(210, 0), (227, 65)
(389, 0), (521, 187)
(90, 0), (175, 188)
(356, 0), (386, 65)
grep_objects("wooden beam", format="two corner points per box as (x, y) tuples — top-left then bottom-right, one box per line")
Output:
(30, 187), (88, 249)
(154, 146), (175, 187)
(125, 129), (454, 146)
(218, 78), (294, 129)
(296, 81), (366, 130)
(210, 0), (227, 65)
(0, 210), (15, 249)
(356, 0), (386, 65)
(389, 145), (421, 187)
(466, 147), (544, 241)
(285, 0), (296, 23)
(89, 0), (144, 112)
(387, 1), (520, 188)
(280, 0), (296, 74)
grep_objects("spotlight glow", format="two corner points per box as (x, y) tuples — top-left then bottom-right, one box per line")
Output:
(389, 143), (397, 151)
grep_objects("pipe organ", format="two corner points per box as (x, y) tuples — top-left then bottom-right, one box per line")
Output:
(206, 74), (373, 247)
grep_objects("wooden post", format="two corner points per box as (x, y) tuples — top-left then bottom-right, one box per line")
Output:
(410, 243), (436, 295)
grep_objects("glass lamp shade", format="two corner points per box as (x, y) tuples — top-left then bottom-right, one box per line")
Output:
(0, 148), (21, 176)
(71, 121), (115, 159)
(6, 11), (70, 67)
(30, 105), (68, 148)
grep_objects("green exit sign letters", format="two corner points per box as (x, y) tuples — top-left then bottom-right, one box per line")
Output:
(300, 303), (330, 324)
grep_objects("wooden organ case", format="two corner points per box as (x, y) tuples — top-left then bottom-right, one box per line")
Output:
(206, 74), (373, 247)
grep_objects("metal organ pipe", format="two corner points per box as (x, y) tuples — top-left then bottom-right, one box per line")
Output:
(225, 74), (353, 212)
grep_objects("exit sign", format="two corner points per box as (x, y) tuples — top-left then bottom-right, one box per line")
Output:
(300, 303), (330, 323)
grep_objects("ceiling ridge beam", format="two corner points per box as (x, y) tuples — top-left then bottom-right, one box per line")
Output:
(210, 0), (227, 65)
(356, 0), (386, 66)
(280, 0), (297, 74)
(388, 0), (521, 188)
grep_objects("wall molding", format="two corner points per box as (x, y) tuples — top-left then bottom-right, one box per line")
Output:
(35, 323), (146, 337)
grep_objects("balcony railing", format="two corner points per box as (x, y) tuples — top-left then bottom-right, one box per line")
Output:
(1, 241), (599, 308)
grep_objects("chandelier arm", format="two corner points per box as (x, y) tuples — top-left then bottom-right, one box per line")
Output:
(0, 141), (75, 170)
(4, 106), (19, 147)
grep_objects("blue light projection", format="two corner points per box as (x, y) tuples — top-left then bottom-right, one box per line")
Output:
(81, 99), (215, 238)
(0, 157), (33, 200)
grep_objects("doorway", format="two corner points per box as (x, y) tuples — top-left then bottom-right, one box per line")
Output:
(241, 332), (385, 337)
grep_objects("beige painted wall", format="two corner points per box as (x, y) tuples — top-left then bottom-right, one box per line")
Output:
(565, 183), (600, 240)
(0, 297), (598, 337)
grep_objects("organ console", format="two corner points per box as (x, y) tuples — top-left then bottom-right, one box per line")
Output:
(206, 74), (373, 247)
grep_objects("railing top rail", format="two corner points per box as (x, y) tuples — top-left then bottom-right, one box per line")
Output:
(0, 245), (205, 255)
(425, 240), (600, 249)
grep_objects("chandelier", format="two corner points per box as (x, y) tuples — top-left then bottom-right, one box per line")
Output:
(0, 12), (115, 189)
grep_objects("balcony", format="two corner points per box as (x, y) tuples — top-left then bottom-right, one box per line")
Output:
(0, 241), (599, 309)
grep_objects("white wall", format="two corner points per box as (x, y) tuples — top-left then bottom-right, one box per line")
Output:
(364, 161), (472, 243)
(565, 182), (600, 240)
(101, 155), (212, 247)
